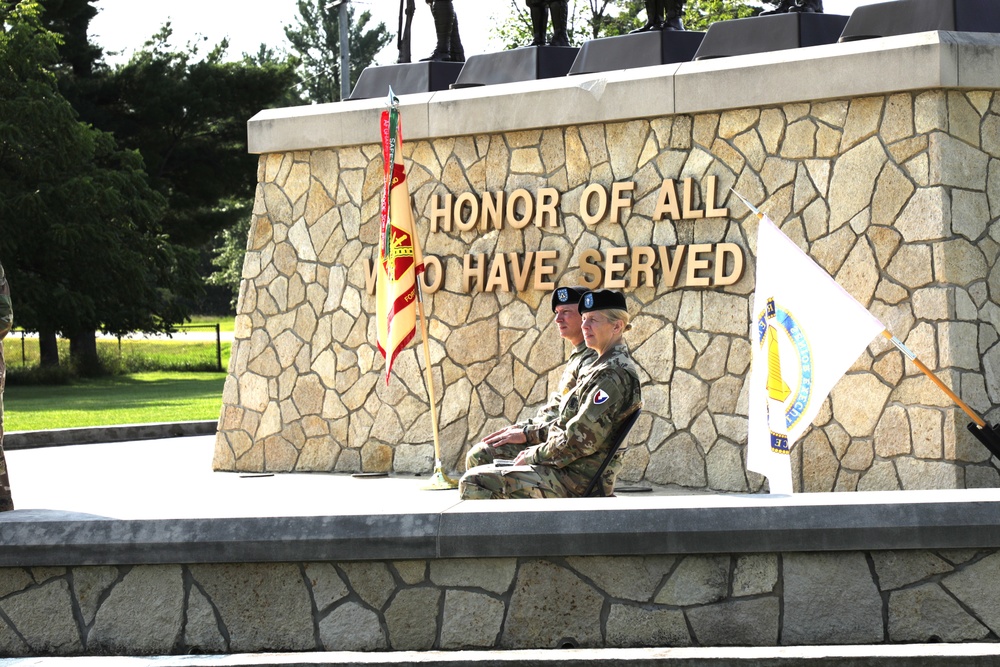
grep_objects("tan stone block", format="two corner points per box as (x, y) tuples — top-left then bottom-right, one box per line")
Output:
(792, 164), (817, 214)
(694, 335), (729, 382)
(733, 129), (766, 171)
(881, 93), (914, 144)
(938, 321), (981, 371)
(841, 96), (883, 151)
(781, 119), (817, 159)
(912, 287), (951, 321)
(872, 162), (914, 227)
(718, 108), (758, 139)
(607, 120), (648, 179)
(874, 405), (911, 457)
(842, 438), (874, 471)
(711, 137), (744, 173)
(904, 153), (929, 187)
(759, 108), (785, 154)
(886, 243), (932, 289)
(929, 133), (988, 190)
(708, 375), (742, 414)
(812, 100), (849, 127)
(835, 237), (879, 306)
(949, 91), (982, 148)
(896, 188), (949, 242)
(829, 137), (887, 230)
(802, 198), (829, 242)
(239, 371), (271, 413)
(858, 460), (900, 491)
(801, 428), (837, 493)
(760, 157), (796, 195)
(933, 238), (988, 286)
(915, 91), (947, 133)
(213, 434), (236, 471)
(908, 406), (943, 459)
(815, 123), (842, 158)
(811, 225), (855, 275)
(952, 189), (990, 241)
(831, 373), (891, 437)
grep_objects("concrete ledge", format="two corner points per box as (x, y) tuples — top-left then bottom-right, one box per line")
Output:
(4, 644), (1000, 666)
(3, 489), (1000, 567)
(247, 31), (1000, 153)
(4, 420), (217, 450)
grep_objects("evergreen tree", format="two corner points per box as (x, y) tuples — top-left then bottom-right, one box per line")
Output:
(0, 0), (200, 369)
(285, 0), (391, 103)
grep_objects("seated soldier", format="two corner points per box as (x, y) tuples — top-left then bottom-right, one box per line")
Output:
(459, 289), (642, 499)
(466, 286), (595, 469)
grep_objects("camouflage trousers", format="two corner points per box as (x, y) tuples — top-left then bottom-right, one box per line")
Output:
(459, 463), (573, 499)
(464, 442), (528, 470)
(0, 347), (11, 512)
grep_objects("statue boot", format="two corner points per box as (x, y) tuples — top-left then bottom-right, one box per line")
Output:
(549, 1), (571, 46)
(631, 0), (664, 33)
(528, 5), (548, 46)
(791, 0), (823, 12)
(760, 0), (796, 15)
(663, 0), (685, 30)
(421, 0), (457, 62)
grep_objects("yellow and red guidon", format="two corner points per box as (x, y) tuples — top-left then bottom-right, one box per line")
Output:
(376, 106), (424, 384)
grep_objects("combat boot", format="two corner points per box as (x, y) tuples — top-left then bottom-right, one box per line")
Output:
(663, 0), (685, 30)
(528, 6), (548, 46)
(420, 0), (455, 62)
(631, 0), (664, 32)
(761, 0), (795, 15)
(549, 1), (571, 46)
(792, 0), (823, 12)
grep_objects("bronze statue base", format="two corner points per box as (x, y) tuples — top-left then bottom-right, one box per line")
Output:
(569, 29), (704, 75)
(693, 12), (848, 60)
(452, 46), (579, 88)
(350, 62), (464, 100)
(840, 0), (1000, 42)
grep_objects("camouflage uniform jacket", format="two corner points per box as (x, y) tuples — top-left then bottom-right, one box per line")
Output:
(522, 342), (641, 496)
(517, 341), (597, 445)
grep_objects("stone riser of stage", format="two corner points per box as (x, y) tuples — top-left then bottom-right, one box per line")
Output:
(2, 491), (1000, 655)
(220, 31), (1000, 494)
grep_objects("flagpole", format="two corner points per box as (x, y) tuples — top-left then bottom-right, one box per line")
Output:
(880, 331), (985, 427)
(411, 228), (456, 490)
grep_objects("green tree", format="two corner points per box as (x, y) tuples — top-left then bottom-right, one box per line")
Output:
(63, 28), (299, 248)
(285, 0), (391, 103)
(0, 0), (201, 370)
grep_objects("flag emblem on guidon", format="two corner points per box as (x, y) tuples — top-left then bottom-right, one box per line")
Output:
(747, 213), (884, 494)
(376, 101), (423, 385)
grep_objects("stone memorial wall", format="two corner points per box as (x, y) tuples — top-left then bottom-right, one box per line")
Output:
(2, 548), (999, 654)
(215, 35), (1000, 494)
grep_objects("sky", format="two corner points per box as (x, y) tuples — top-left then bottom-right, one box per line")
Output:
(90, 0), (885, 68)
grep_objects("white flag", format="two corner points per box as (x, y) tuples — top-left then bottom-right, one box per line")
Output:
(748, 214), (885, 494)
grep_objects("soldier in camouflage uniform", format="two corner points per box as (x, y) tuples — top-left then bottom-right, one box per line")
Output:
(0, 262), (12, 512)
(466, 286), (596, 469)
(460, 289), (642, 499)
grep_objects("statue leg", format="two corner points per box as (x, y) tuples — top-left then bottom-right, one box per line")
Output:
(449, 11), (465, 61)
(548, 1), (570, 46)
(631, 0), (664, 33)
(664, 0), (684, 30)
(527, 1), (548, 47)
(420, 0), (455, 62)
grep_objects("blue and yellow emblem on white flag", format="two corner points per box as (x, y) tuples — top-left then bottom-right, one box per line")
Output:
(747, 212), (884, 494)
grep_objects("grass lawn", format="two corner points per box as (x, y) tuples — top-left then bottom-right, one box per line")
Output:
(3, 371), (227, 432)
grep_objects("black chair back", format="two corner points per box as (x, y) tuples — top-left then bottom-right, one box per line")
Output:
(582, 408), (642, 498)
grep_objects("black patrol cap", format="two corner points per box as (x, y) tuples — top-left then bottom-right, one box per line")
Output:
(578, 289), (627, 314)
(550, 286), (587, 312)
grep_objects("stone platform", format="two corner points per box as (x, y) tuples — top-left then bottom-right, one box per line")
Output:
(4, 437), (1000, 656)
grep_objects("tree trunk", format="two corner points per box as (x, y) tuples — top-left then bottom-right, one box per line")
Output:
(69, 330), (101, 376)
(38, 328), (59, 367)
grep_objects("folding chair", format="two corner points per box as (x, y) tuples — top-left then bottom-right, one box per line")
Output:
(581, 408), (642, 497)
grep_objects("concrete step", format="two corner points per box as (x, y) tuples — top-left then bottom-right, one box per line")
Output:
(3, 645), (1000, 666)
